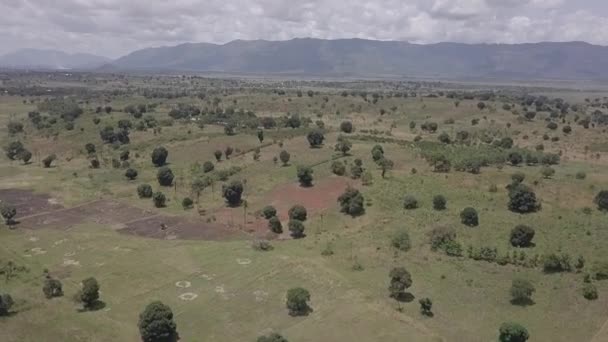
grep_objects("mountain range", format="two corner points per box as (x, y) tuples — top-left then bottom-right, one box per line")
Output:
(4, 39), (608, 80)
(0, 48), (111, 70)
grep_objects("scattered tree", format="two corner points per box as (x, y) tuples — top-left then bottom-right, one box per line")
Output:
(296, 166), (314, 187)
(288, 205), (307, 221)
(388, 267), (412, 299)
(331, 160), (346, 176)
(288, 219), (305, 238)
(151, 146), (168, 167)
(340, 121), (353, 133)
(433, 195), (447, 210)
(268, 216), (283, 234)
(0, 204), (17, 226)
(337, 187), (365, 216)
(138, 301), (178, 342)
(391, 229), (411, 252)
(499, 322), (529, 342)
(262, 205), (277, 219)
(78, 277), (100, 310)
(156, 166), (174, 186)
(214, 150), (223, 162)
(279, 150), (291, 166)
(0, 293), (14, 316)
(152, 192), (166, 208)
(306, 130), (325, 148)
(202, 161), (214, 173)
(510, 279), (535, 305)
(510, 225), (535, 247)
(222, 180), (244, 207)
(508, 184), (541, 213)
(42, 278), (63, 299)
(419, 298), (433, 316)
(42, 154), (56, 168)
(286, 287), (311, 316)
(460, 207), (479, 227)
(594, 190), (608, 211)
(125, 168), (138, 180)
(257, 333), (288, 342)
(182, 197), (193, 209)
(540, 166), (555, 179)
(137, 184), (153, 198)
(403, 195), (419, 210)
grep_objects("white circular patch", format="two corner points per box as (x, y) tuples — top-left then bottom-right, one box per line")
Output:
(178, 293), (198, 301)
(175, 281), (191, 288)
(236, 258), (251, 265)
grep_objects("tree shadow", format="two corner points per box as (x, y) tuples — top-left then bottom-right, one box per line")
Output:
(289, 306), (313, 317)
(77, 300), (106, 312)
(421, 311), (434, 318)
(510, 298), (535, 307)
(395, 292), (415, 303)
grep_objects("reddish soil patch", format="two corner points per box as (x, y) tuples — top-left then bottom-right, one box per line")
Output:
(0, 189), (63, 218)
(266, 176), (354, 220)
(119, 215), (246, 240)
(213, 176), (354, 238)
(2, 189), (247, 241)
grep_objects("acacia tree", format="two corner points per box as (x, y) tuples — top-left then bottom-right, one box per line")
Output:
(337, 187), (365, 216)
(334, 137), (352, 156)
(508, 184), (540, 213)
(138, 301), (178, 342)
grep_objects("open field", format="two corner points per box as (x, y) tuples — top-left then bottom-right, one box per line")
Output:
(1, 72), (608, 341)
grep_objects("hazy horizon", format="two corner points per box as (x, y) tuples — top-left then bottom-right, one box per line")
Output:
(2, 0), (608, 58)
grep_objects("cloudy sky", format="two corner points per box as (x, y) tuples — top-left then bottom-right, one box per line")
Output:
(2, 0), (608, 58)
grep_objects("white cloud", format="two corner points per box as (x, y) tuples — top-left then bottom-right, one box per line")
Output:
(0, 0), (606, 58)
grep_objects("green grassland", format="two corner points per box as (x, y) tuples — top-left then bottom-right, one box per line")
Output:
(1, 74), (608, 341)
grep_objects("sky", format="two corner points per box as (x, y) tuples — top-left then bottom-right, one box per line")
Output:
(2, 0), (608, 58)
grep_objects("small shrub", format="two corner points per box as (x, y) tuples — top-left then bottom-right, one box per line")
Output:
(152, 192), (166, 208)
(403, 195), (418, 210)
(137, 184), (153, 198)
(268, 216), (283, 234)
(432, 195), (447, 210)
(262, 205), (277, 219)
(582, 283), (598, 300)
(460, 207), (479, 227)
(182, 197), (193, 209)
(391, 229), (411, 252)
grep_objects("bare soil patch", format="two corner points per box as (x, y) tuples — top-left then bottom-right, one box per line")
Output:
(213, 176), (353, 237)
(0, 188), (63, 218)
(2, 189), (247, 240)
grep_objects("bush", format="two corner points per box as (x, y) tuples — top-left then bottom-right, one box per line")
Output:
(202, 161), (214, 173)
(296, 166), (314, 187)
(337, 187), (365, 216)
(42, 154), (56, 168)
(460, 207), (479, 227)
(419, 298), (433, 316)
(42, 278), (63, 299)
(257, 333), (288, 342)
(510, 225), (535, 247)
(432, 195), (447, 210)
(331, 160), (346, 176)
(306, 130), (324, 148)
(78, 277), (100, 310)
(222, 180), (244, 207)
(391, 229), (411, 252)
(268, 216), (283, 234)
(151, 146), (168, 166)
(1, 204), (17, 225)
(137, 184), (153, 198)
(288, 205), (307, 221)
(429, 226), (456, 250)
(286, 287), (311, 316)
(182, 197), (193, 209)
(0, 293), (14, 316)
(252, 240), (273, 252)
(125, 168), (138, 180)
(262, 205), (277, 219)
(388, 267), (412, 299)
(156, 166), (174, 186)
(279, 150), (290, 166)
(575, 171), (586, 180)
(540, 166), (555, 179)
(288, 220), (305, 238)
(403, 195), (418, 210)
(543, 253), (572, 273)
(499, 322), (529, 342)
(340, 121), (353, 133)
(508, 184), (541, 213)
(595, 190), (608, 211)
(510, 279), (535, 305)
(152, 192), (166, 208)
(582, 284), (598, 300)
(138, 301), (177, 342)
(511, 172), (525, 184)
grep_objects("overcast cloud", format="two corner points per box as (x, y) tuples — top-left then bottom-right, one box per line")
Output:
(1, 0), (608, 58)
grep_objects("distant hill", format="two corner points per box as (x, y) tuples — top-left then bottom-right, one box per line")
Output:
(0, 49), (110, 70)
(107, 38), (608, 80)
